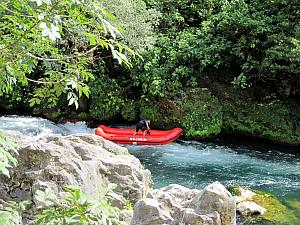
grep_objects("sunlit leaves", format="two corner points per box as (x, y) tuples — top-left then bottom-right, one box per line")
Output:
(0, 133), (19, 178)
(0, 209), (21, 225)
(30, 0), (52, 7)
(36, 186), (128, 225)
(0, 198), (31, 225)
(35, 188), (57, 207)
(39, 23), (61, 41)
(231, 73), (250, 89)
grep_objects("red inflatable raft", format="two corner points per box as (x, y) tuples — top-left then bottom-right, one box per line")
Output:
(95, 125), (182, 145)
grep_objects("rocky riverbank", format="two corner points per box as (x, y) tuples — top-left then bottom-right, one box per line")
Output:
(1, 130), (237, 225)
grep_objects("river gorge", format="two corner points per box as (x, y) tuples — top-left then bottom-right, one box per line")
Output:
(1, 115), (299, 224)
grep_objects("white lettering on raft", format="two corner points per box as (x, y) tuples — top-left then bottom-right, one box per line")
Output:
(129, 137), (148, 142)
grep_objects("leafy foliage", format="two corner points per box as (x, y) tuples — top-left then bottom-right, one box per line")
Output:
(89, 75), (125, 120)
(0, 0), (140, 108)
(36, 185), (128, 225)
(181, 89), (223, 138)
(0, 200), (31, 225)
(135, 0), (300, 100)
(0, 133), (19, 177)
(191, 0), (300, 97)
(103, 0), (160, 52)
(121, 100), (138, 122)
(1, 0), (299, 144)
(131, 31), (196, 98)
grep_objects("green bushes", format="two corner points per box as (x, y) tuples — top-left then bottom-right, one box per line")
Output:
(181, 89), (223, 139)
(138, 89), (223, 139)
(121, 100), (138, 122)
(89, 75), (125, 121)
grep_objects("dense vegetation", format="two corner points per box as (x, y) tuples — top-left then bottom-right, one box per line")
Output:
(0, 0), (299, 144)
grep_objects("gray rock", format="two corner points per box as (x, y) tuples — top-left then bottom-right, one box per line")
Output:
(32, 180), (59, 207)
(178, 208), (214, 225)
(131, 183), (234, 225)
(0, 131), (152, 205)
(237, 201), (266, 216)
(131, 198), (174, 225)
(190, 181), (236, 225)
(235, 187), (256, 201)
(120, 209), (134, 224)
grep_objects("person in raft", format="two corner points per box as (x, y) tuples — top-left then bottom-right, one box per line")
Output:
(133, 119), (151, 135)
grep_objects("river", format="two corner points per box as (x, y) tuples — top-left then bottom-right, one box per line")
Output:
(1, 115), (299, 223)
(128, 141), (300, 201)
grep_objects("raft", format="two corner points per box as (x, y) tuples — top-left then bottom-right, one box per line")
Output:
(95, 125), (182, 145)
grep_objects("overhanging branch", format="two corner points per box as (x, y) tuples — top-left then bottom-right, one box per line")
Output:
(26, 45), (98, 61)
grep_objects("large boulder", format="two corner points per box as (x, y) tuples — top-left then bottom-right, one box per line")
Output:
(190, 181), (236, 225)
(139, 88), (223, 140)
(131, 182), (235, 225)
(0, 131), (152, 205)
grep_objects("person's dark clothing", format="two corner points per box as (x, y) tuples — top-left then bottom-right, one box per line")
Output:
(135, 119), (149, 132)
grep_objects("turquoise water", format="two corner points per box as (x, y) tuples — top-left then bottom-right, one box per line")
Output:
(127, 140), (300, 202)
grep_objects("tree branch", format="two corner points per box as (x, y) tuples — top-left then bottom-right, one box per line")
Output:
(26, 77), (65, 84)
(0, 199), (18, 210)
(0, 3), (35, 18)
(26, 45), (99, 61)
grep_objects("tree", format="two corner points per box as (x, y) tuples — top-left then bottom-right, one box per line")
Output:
(0, 0), (140, 108)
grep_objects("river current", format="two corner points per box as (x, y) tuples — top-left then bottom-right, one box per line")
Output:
(128, 141), (300, 202)
(1, 115), (300, 223)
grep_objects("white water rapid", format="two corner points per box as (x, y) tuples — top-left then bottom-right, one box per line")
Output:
(0, 115), (94, 138)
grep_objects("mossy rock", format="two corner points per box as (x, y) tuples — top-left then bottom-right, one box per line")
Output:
(228, 186), (300, 225)
(251, 190), (299, 225)
(285, 199), (300, 222)
(139, 88), (223, 139)
(228, 185), (242, 196)
(217, 85), (300, 145)
(139, 96), (181, 129)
